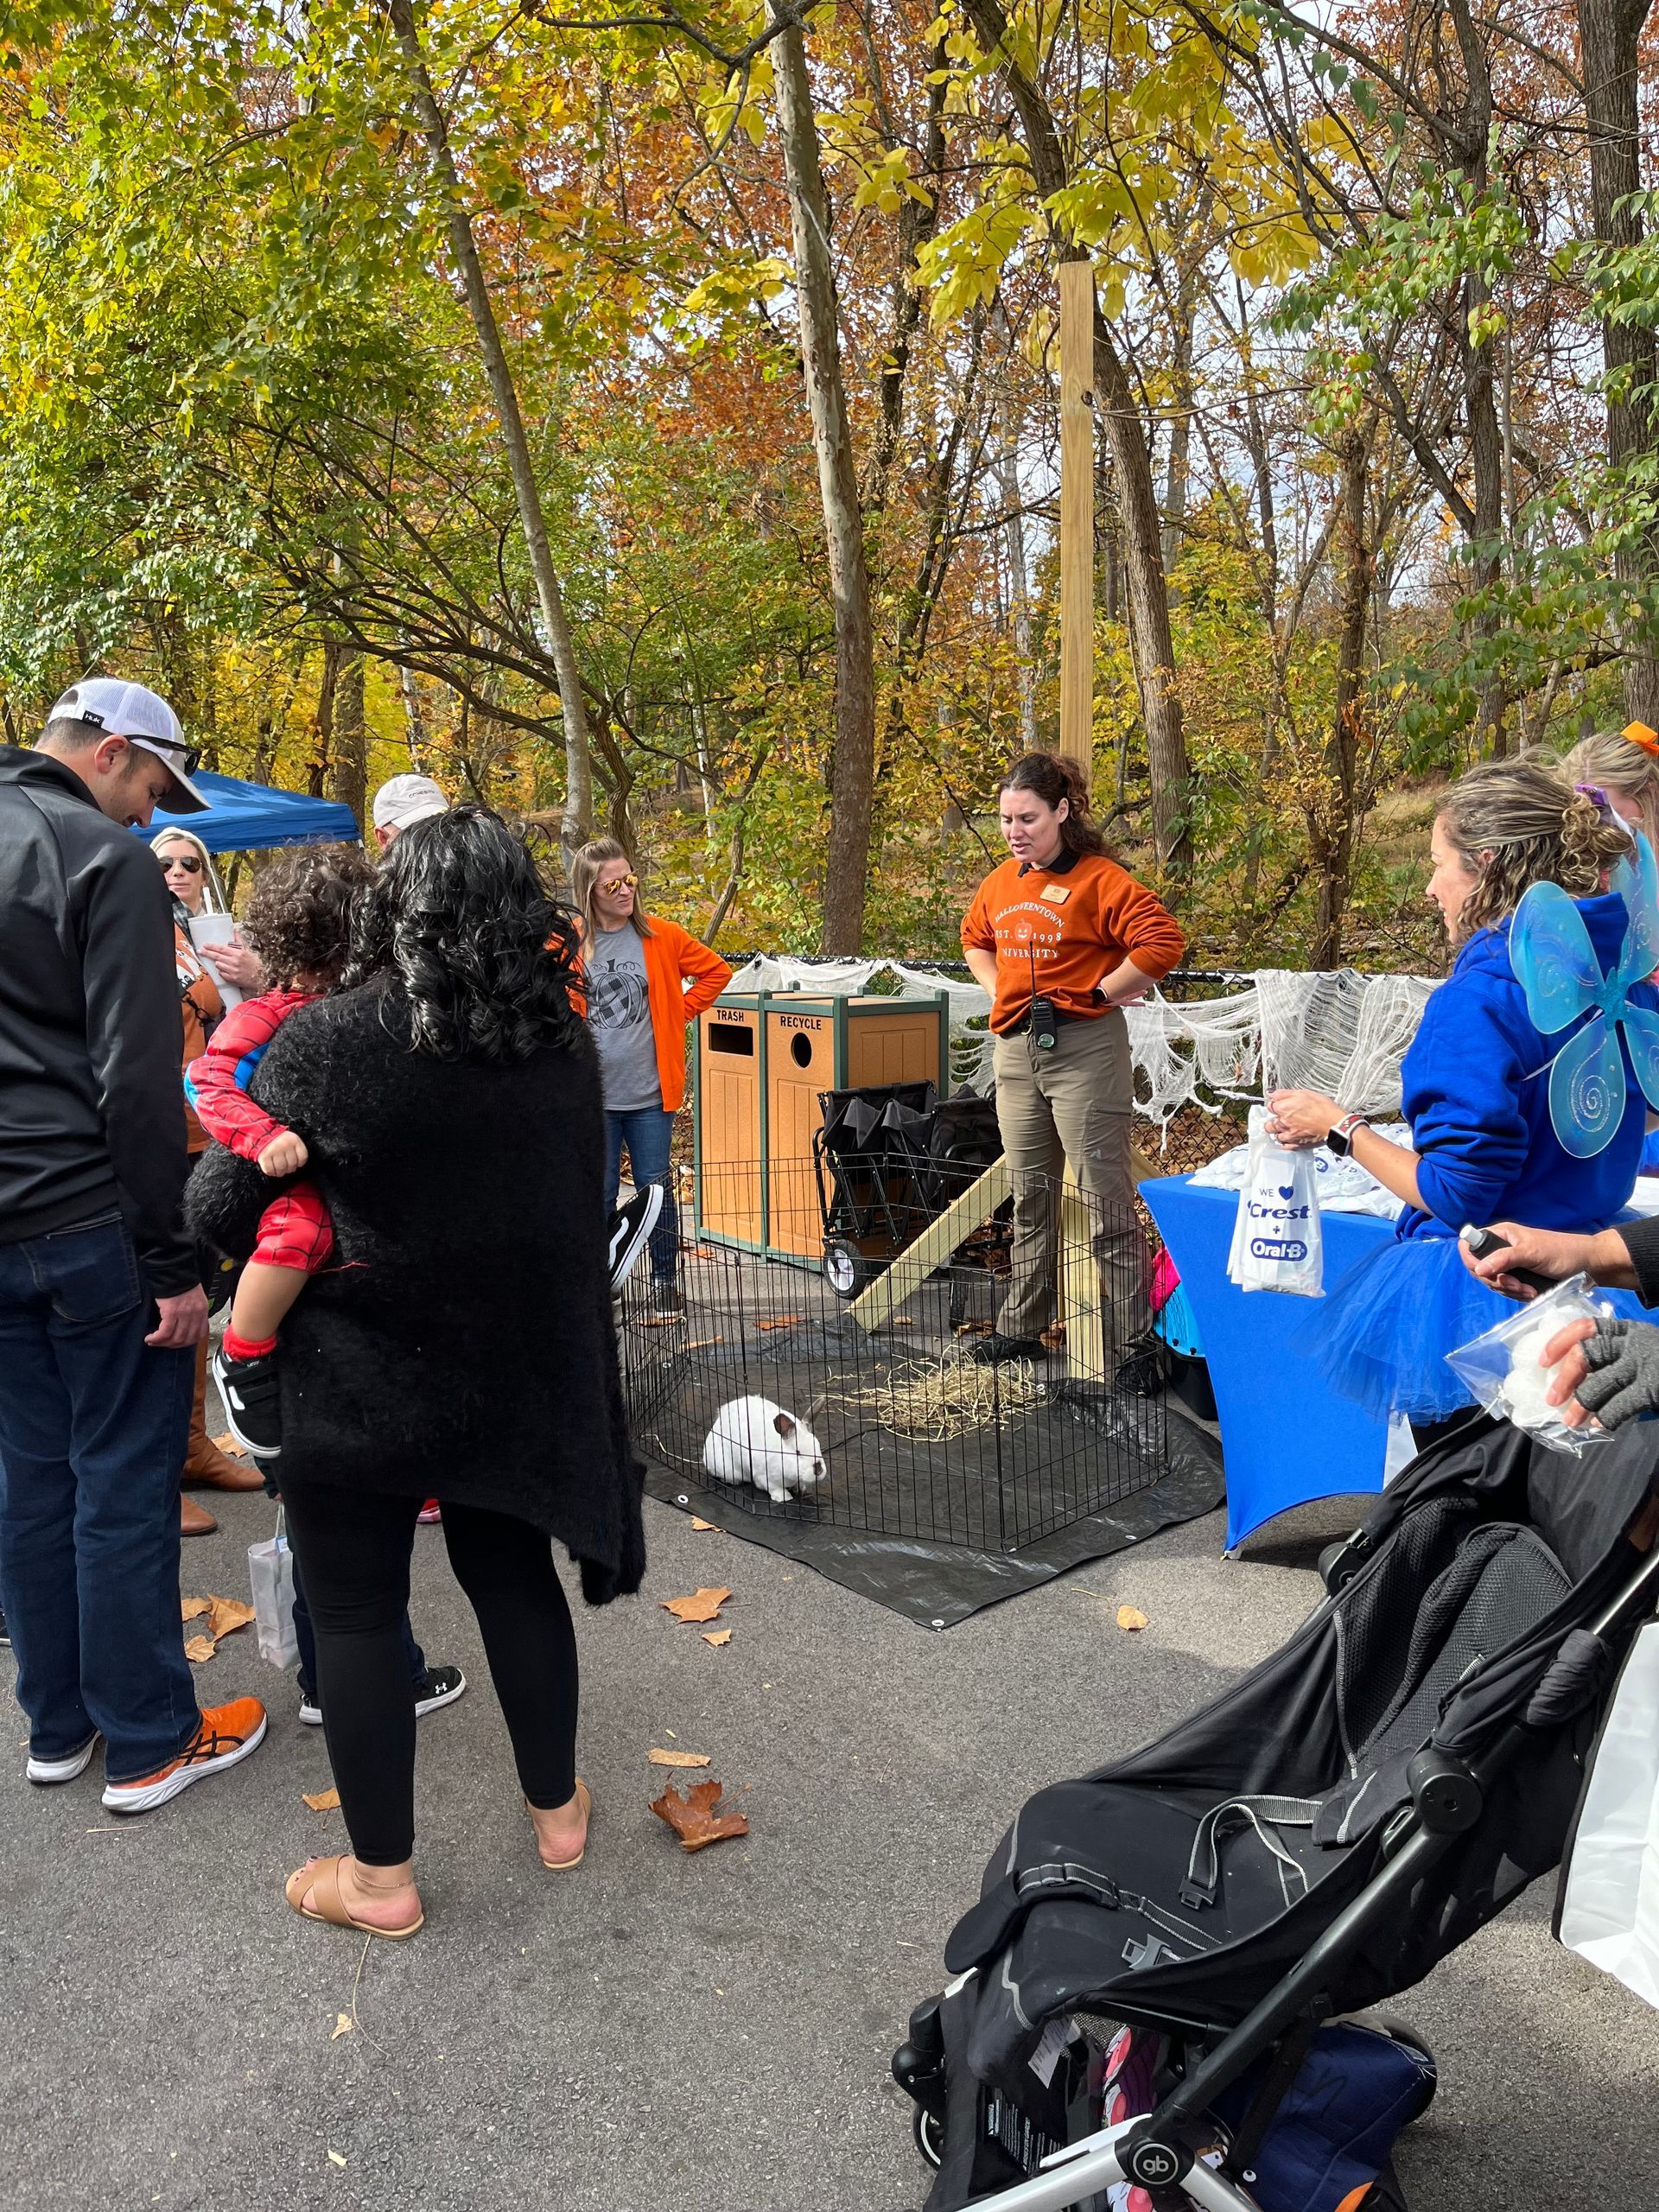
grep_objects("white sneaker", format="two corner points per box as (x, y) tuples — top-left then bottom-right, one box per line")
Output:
(27, 1732), (101, 1786)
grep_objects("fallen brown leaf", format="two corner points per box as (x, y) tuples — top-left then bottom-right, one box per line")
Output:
(330, 2012), (353, 2041)
(302, 1787), (341, 1812)
(754, 1315), (802, 1331)
(206, 1596), (256, 1641)
(1040, 1325), (1068, 1350)
(209, 1432), (248, 1459)
(183, 1634), (217, 1663)
(650, 1778), (750, 1853)
(648, 1747), (712, 1768)
(702, 1629), (733, 1649)
(661, 1586), (732, 1624)
(181, 1596), (210, 1623)
(953, 1319), (992, 1337)
(689, 1516), (717, 1532)
(1116, 1605), (1149, 1632)
(638, 1313), (684, 1329)
(685, 1338), (724, 1352)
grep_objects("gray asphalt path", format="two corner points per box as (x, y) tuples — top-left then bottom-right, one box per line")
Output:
(3, 1483), (1657, 2212)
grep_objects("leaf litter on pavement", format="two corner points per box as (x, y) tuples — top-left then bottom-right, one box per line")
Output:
(661, 1586), (732, 1624)
(180, 1593), (257, 1662)
(651, 1779), (750, 1853)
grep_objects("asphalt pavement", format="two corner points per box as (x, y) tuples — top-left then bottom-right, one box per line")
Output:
(3, 1476), (1657, 2212)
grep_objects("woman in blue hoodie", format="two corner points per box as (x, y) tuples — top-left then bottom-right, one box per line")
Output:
(1267, 760), (1651, 1425)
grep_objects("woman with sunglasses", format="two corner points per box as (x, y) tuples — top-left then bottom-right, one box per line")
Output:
(150, 830), (265, 995)
(148, 830), (266, 1521)
(569, 838), (731, 1315)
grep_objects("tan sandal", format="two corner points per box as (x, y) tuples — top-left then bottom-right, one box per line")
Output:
(535, 1778), (591, 1870)
(285, 1854), (424, 1940)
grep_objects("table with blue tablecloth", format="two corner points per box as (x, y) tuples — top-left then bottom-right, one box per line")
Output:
(1141, 1173), (1395, 1550)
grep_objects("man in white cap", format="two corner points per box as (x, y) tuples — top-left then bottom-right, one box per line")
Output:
(371, 772), (448, 851)
(0, 679), (268, 1811)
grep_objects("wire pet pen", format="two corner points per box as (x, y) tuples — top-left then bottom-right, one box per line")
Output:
(620, 1160), (1170, 1555)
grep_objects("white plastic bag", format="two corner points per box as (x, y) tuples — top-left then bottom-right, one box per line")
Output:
(1443, 1274), (1617, 1457)
(248, 1512), (299, 1671)
(1557, 1619), (1659, 2007)
(1226, 1104), (1324, 1297)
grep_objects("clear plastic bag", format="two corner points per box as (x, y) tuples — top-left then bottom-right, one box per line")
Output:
(248, 1510), (299, 1670)
(1226, 1104), (1324, 1297)
(1444, 1273), (1618, 1456)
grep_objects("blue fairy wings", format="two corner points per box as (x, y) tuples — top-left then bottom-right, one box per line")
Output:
(1509, 831), (1659, 1157)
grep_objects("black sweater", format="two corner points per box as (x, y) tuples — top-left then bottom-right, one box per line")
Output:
(1623, 1213), (1659, 1309)
(187, 978), (645, 1604)
(0, 746), (196, 1293)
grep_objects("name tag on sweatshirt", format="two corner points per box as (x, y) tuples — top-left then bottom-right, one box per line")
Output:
(1039, 883), (1071, 906)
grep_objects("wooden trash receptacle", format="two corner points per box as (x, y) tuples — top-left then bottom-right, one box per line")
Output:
(696, 1001), (762, 1244)
(694, 988), (950, 1265)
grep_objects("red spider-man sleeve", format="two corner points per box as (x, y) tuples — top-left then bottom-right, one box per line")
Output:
(186, 992), (309, 1163)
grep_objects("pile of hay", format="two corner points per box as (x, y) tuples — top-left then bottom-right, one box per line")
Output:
(849, 1354), (1046, 1441)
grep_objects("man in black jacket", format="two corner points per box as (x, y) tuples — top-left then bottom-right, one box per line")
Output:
(0, 679), (267, 1813)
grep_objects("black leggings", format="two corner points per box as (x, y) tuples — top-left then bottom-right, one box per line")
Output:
(279, 1482), (579, 1866)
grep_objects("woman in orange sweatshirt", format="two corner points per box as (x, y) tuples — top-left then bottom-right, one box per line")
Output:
(570, 839), (732, 1314)
(960, 753), (1184, 1378)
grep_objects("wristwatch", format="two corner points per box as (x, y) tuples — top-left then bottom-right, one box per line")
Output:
(1325, 1111), (1370, 1157)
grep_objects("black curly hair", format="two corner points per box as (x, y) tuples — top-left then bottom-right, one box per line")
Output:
(241, 844), (378, 989)
(342, 802), (583, 1062)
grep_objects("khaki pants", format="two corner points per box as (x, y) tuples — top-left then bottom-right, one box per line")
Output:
(991, 1012), (1150, 1351)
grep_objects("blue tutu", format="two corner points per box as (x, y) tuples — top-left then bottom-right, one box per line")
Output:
(1294, 1233), (1649, 1426)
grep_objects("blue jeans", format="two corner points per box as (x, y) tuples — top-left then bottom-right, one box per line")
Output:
(0, 1217), (199, 1782)
(604, 1108), (679, 1282)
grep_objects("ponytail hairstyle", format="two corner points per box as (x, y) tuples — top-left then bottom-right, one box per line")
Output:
(343, 802), (582, 1062)
(569, 835), (654, 946)
(1437, 758), (1634, 939)
(1558, 726), (1659, 853)
(998, 752), (1109, 858)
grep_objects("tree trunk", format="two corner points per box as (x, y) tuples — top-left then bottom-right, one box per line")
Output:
(1578, 0), (1659, 724)
(955, 0), (1191, 874)
(309, 640), (340, 799)
(385, 0), (594, 855)
(397, 656), (430, 771)
(1310, 429), (1374, 969)
(1094, 306), (1193, 873)
(329, 651), (367, 828)
(771, 1), (878, 953)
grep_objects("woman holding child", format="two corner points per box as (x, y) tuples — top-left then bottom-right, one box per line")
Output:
(189, 805), (644, 1937)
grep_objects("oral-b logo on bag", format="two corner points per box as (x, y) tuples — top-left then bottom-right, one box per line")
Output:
(1248, 1180), (1310, 1261)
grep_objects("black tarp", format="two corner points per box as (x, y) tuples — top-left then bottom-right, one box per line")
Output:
(640, 1405), (1224, 1626)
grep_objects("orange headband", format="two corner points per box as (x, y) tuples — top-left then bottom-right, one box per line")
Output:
(1624, 721), (1659, 759)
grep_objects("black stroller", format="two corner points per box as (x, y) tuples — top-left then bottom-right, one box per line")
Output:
(815, 1084), (1005, 1300)
(893, 1413), (1659, 2209)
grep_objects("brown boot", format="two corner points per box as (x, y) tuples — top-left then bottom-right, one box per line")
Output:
(182, 1339), (264, 1491)
(181, 1493), (218, 1538)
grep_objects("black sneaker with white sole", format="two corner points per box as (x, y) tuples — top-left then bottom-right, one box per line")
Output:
(300, 1662), (467, 1728)
(414, 1662), (467, 1718)
(212, 1344), (283, 1459)
(608, 1184), (664, 1294)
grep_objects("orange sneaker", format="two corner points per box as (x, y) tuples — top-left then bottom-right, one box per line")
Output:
(101, 1696), (268, 1815)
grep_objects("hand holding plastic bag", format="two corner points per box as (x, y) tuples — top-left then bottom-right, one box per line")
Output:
(1445, 1274), (1618, 1455)
(1227, 1104), (1324, 1298)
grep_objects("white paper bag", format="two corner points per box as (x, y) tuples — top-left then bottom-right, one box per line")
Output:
(248, 1516), (300, 1671)
(1227, 1105), (1324, 1297)
(1557, 1618), (1659, 2008)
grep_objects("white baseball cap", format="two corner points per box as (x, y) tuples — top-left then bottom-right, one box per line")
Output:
(49, 677), (210, 815)
(372, 772), (448, 833)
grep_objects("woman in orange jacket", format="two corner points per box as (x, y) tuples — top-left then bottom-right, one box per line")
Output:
(570, 839), (732, 1313)
(961, 753), (1184, 1381)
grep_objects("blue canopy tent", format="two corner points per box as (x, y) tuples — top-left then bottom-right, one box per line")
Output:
(142, 770), (361, 854)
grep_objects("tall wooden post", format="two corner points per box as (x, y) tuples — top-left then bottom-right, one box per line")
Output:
(1058, 257), (1096, 796)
